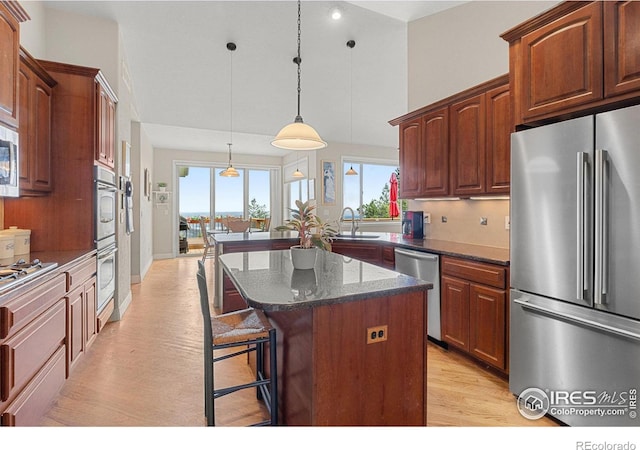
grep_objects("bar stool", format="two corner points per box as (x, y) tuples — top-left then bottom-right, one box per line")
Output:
(196, 260), (278, 426)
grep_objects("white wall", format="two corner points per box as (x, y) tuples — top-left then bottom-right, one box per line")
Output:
(405, 1), (559, 248)
(131, 122), (154, 283)
(408, 1), (560, 110)
(151, 147), (283, 259)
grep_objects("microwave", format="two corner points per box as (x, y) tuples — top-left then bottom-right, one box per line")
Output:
(0, 126), (19, 197)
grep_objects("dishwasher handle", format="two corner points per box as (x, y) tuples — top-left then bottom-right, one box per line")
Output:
(394, 248), (438, 262)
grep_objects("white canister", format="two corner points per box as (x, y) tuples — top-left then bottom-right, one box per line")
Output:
(2, 227), (31, 256)
(0, 234), (14, 259)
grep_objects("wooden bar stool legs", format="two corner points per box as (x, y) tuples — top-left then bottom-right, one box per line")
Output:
(196, 260), (278, 426)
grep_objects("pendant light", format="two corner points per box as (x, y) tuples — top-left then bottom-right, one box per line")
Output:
(220, 42), (239, 177)
(272, 0), (327, 151)
(345, 40), (358, 176)
(292, 152), (305, 178)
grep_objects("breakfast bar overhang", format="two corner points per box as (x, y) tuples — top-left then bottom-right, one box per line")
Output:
(219, 249), (432, 426)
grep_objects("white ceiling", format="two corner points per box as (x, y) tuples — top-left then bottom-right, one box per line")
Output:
(43, 1), (467, 157)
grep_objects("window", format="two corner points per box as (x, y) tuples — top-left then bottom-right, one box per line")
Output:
(285, 179), (308, 219)
(342, 161), (400, 220)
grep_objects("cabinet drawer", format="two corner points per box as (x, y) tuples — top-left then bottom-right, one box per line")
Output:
(441, 256), (506, 289)
(66, 256), (97, 292)
(1, 299), (66, 402)
(1, 345), (66, 426)
(0, 273), (66, 339)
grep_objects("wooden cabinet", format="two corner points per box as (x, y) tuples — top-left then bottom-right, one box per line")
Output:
(0, 1), (27, 129)
(604, 1), (640, 97)
(96, 81), (116, 169)
(441, 256), (508, 372)
(18, 48), (56, 194)
(502, 1), (640, 127)
(390, 75), (510, 198)
(485, 84), (512, 194)
(65, 256), (98, 374)
(331, 242), (382, 265)
(450, 94), (486, 196)
(0, 274), (67, 426)
(398, 119), (422, 198)
(4, 61), (118, 252)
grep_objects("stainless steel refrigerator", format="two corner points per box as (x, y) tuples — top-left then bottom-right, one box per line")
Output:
(510, 103), (640, 426)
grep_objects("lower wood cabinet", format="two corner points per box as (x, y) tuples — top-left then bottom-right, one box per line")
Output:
(65, 256), (97, 375)
(441, 256), (508, 372)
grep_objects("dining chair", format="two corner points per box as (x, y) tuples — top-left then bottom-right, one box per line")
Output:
(196, 260), (278, 426)
(226, 217), (251, 233)
(199, 216), (215, 261)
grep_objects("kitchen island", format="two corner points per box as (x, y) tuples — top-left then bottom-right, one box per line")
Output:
(219, 249), (432, 426)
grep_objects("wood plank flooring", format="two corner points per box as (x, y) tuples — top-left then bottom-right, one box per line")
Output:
(38, 255), (558, 427)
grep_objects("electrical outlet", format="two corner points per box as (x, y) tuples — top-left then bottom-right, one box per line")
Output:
(366, 325), (388, 344)
(424, 212), (431, 224)
(505, 216), (510, 230)
(441, 216), (447, 223)
(480, 217), (488, 226)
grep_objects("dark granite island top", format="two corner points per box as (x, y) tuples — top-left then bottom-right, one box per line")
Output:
(219, 249), (431, 426)
(218, 249), (432, 312)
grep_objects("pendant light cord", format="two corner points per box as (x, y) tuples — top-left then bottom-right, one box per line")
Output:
(295, 0), (302, 121)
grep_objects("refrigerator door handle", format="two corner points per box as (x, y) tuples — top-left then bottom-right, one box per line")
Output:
(595, 149), (608, 305)
(576, 152), (588, 301)
(514, 298), (640, 342)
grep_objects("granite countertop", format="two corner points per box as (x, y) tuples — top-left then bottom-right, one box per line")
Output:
(219, 249), (433, 312)
(214, 231), (510, 266)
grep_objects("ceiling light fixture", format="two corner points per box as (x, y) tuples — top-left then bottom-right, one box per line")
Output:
(345, 39), (358, 176)
(220, 42), (239, 177)
(272, 0), (327, 151)
(331, 7), (342, 20)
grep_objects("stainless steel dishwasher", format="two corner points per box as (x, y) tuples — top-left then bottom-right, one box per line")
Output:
(394, 248), (441, 341)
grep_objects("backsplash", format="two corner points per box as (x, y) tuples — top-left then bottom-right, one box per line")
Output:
(408, 198), (510, 249)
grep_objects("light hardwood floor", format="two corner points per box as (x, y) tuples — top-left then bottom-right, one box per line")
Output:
(39, 255), (558, 427)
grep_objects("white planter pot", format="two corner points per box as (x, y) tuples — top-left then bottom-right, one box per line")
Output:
(290, 246), (317, 270)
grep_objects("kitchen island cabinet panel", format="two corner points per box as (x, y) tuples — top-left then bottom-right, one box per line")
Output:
(330, 241), (381, 265)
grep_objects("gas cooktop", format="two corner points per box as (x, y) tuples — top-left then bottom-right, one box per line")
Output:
(0, 258), (58, 295)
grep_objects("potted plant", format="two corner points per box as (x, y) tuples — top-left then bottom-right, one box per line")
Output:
(276, 200), (337, 269)
(157, 182), (167, 192)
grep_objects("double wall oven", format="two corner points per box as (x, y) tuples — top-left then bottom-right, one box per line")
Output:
(95, 165), (117, 313)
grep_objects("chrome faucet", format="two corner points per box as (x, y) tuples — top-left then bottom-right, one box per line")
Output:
(339, 207), (359, 235)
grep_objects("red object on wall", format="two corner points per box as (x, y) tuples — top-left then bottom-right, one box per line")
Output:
(389, 172), (399, 219)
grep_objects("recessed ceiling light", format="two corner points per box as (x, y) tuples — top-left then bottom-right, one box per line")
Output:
(331, 8), (342, 20)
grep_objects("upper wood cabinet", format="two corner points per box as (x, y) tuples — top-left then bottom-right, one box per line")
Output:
(502, 1), (640, 126)
(390, 75), (510, 199)
(0, 1), (28, 129)
(96, 81), (116, 169)
(18, 48), (57, 195)
(450, 94), (486, 196)
(398, 108), (449, 198)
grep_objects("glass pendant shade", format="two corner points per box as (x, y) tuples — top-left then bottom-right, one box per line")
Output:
(272, 119), (327, 150)
(345, 165), (358, 176)
(292, 168), (305, 178)
(220, 165), (239, 177)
